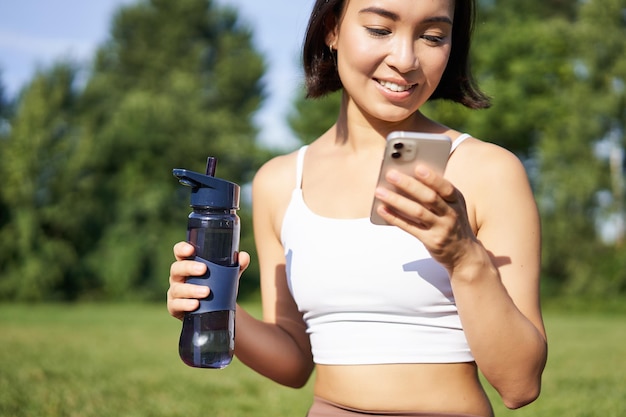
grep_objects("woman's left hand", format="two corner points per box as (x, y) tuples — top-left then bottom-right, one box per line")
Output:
(373, 164), (477, 271)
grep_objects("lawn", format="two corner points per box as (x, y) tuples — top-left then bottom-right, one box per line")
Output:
(0, 302), (624, 417)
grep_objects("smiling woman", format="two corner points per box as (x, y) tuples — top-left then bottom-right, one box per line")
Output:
(326, 1), (454, 123)
(167, 1), (547, 416)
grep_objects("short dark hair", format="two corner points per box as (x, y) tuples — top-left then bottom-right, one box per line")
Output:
(302, 0), (491, 109)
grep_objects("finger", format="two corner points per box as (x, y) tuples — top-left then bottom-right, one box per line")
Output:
(380, 168), (444, 219)
(239, 251), (251, 274)
(166, 279), (210, 320)
(387, 167), (454, 217)
(173, 241), (196, 261)
(167, 297), (201, 320)
(413, 165), (457, 204)
(375, 186), (437, 228)
(168, 281), (210, 300)
(169, 259), (207, 284)
(374, 195), (433, 232)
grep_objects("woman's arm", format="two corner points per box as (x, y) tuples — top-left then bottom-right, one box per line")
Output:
(374, 140), (547, 409)
(235, 156), (314, 387)
(448, 146), (546, 409)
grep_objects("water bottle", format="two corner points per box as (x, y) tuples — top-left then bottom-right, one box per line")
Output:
(173, 157), (240, 369)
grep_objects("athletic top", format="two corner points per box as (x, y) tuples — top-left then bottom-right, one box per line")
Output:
(280, 134), (474, 365)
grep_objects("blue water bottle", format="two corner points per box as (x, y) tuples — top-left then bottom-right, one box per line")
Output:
(173, 157), (240, 369)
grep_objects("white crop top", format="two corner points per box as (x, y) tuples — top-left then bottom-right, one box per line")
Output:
(280, 134), (474, 365)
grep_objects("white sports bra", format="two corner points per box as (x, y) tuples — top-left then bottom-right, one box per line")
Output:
(280, 134), (474, 365)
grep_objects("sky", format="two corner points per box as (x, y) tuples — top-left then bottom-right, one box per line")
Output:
(0, 0), (316, 149)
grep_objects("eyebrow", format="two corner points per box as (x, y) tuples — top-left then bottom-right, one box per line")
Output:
(359, 6), (400, 20)
(358, 7), (453, 25)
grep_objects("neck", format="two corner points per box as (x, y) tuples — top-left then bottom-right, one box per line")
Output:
(333, 92), (441, 150)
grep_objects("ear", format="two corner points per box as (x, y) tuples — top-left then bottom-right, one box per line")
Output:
(326, 31), (338, 50)
(324, 15), (339, 49)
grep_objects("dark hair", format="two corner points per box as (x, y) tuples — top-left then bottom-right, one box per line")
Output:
(302, 0), (491, 109)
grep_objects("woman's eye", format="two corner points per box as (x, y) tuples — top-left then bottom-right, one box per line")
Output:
(366, 27), (391, 37)
(422, 34), (446, 44)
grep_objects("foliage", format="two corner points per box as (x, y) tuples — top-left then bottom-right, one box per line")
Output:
(0, 64), (84, 300)
(0, 0), (267, 301)
(536, 0), (626, 296)
(1, 0), (625, 300)
(0, 74), (12, 253)
(288, 90), (341, 145)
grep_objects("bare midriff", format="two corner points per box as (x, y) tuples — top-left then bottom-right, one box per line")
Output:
(314, 362), (494, 417)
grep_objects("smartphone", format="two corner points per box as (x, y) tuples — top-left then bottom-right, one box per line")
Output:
(370, 132), (452, 225)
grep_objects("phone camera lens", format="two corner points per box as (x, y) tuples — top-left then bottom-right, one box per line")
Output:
(391, 152), (401, 159)
(393, 142), (404, 150)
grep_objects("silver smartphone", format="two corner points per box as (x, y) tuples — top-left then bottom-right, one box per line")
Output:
(370, 131), (452, 225)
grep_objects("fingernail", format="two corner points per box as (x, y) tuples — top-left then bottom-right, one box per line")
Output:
(197, 287), (210, 298)
(375, 187), (388, 198)
(416, 166), (429, 178)
(386, 170), (400, 183)
(193, 263), (206, 274)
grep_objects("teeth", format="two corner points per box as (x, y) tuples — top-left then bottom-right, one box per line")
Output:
(378, 80), (414, 92)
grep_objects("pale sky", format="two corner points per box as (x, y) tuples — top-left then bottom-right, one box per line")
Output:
(0, 0), (315, 149)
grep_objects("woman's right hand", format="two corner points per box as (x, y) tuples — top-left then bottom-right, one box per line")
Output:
(166, 241), (210, 320)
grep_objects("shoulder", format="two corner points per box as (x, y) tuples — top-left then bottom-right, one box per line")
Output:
(448, 136), (536, 229)
(253, 149), (301, 192)
(454, 135), (521, 164)
(449, 136), (529, 187)
(252, 148), (302, 233)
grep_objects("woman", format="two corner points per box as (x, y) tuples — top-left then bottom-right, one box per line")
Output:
(167, 0), (548, 416)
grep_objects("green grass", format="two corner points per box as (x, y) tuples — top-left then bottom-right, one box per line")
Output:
(1, 302), (624, 417)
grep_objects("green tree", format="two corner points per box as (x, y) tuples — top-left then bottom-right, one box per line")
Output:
(0, 0), (268, 301)
(537, 0), (626, 296)
(78, 0), (267, 300)
(288, 91), (341, 144)
(0, 73), (12, 284)
(478, 0), (579, 21)
(0, 63), (85, 300)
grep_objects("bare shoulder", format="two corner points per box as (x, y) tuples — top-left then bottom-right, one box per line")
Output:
(252, 149), (301, 233)
(253, 150), (300, 194)
(449, 136), (537, 232)
(449, 137), (529, 187)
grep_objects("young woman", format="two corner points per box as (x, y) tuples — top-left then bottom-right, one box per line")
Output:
(167, 1), (548, 416)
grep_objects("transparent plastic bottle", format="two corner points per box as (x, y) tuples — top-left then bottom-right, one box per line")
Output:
(173, 157), (240, 369)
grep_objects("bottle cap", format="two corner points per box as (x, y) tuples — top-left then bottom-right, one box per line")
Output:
(173, 158), (240, 209)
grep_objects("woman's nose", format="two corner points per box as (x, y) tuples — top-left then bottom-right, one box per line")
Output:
(385, 37), (419, 73)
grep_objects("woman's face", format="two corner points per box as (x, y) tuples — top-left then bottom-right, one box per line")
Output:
(329, 0), (454, 125)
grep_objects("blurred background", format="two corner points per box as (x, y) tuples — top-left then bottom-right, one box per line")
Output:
(0, 0), (624, 416)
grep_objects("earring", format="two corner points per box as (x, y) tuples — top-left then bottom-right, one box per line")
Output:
(329, 44), (337, 66)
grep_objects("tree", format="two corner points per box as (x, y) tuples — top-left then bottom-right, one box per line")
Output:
(0, 0), (268, 301)
(78, 0), (267, 300)
(288, 91), (341, 145)
(0, 63), (85, 300)
(537, 0), (626, 296)
(478, 0), (579, 21)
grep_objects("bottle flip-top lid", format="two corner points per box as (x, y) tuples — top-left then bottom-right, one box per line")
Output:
(173, 157), (240, 209)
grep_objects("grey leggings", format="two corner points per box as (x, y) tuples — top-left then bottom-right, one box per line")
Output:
(306, 396), (485, 417)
